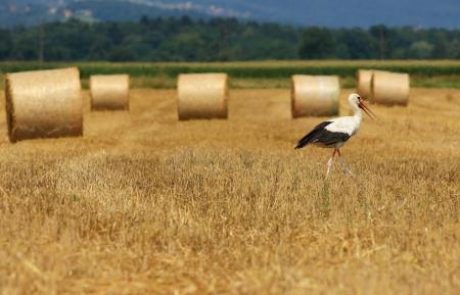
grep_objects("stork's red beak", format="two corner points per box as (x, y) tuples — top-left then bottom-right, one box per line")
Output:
(358, 98), (376, 119)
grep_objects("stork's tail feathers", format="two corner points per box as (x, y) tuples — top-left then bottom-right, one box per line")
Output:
(295, 133), (315, 149)
(295, 121), (332, 150)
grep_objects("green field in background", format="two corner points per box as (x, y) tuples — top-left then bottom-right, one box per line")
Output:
(1, 60), (460, 89)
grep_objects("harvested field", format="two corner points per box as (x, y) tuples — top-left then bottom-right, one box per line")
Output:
(0, 88), (459, 294)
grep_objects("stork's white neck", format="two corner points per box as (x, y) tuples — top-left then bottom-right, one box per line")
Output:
(349, 100), (362, 118)
(344, 95), (364, 136)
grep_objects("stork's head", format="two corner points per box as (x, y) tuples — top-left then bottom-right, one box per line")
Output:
(348, 93), (375, 119)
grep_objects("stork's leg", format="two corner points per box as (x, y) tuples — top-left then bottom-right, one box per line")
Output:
(325, 149), (338, 179)
(336, 149), (355, 176)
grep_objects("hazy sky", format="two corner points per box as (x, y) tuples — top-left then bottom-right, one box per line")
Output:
(2, 0), (460, 27)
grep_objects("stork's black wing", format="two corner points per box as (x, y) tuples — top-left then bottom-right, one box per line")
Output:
(314, 130), (351, 146)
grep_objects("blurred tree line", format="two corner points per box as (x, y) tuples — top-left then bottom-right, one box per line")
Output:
(1, 16), (460, 61)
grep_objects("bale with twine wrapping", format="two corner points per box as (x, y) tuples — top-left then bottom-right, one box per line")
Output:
(356, 69), (374, 98)
(90, 74), (130, 111)
(177, 73), (228, 120)
(5, 67), (83, 143)
(371, 71), (410, 106)
(291, 75), (340, 118)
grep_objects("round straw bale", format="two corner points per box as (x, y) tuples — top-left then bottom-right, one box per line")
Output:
(5, 67), (82, 143)
(90, 74), (130, 111)
(177, 73), (228, 120)
(356, 69), (373, 98)
(291, 75), (340, 118)
(371, 71), (410, 106)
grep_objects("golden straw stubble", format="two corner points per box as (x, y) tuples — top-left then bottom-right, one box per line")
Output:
(291, 75), (340, 118)
(90, 74), (130, 111)
(371, 71), (410, 106)
(177, 73), (229, 120)
(5, 67), (83, 143)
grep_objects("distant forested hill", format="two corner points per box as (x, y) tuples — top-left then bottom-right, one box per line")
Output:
(1, 17), (460, 62)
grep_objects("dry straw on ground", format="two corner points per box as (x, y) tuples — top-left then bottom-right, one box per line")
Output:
(0, 88), (459, 294)
(291, 75), (340, 118)
(371, 71), (410, 106)
(90, 74), (130, 111)
(177, 73), (228, 120)
(356, 69), (374, 98)
(5, 67), (83, 142)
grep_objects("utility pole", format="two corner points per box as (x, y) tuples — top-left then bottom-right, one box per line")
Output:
(379, 26), (385, 60)
(38, 20), (45, 64)
(220, 21), (229, 60)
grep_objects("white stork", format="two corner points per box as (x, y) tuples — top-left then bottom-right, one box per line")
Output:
(295, 93), (375, 178)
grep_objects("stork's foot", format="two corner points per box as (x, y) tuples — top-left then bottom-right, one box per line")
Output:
(338, 158), (355, 177)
